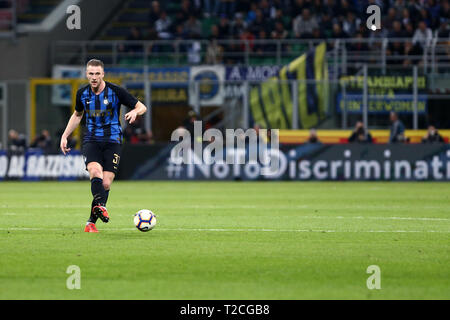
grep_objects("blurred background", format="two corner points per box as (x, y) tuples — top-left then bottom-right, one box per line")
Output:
(0, 0), (449, 180)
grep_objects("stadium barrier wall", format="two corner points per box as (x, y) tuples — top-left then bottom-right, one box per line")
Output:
(0, 149), (88, 181)
(117, 143), (450, 181)
(1, 144), (449, 181)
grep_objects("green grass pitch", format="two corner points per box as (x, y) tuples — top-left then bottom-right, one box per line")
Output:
(0, 181), (449, 300)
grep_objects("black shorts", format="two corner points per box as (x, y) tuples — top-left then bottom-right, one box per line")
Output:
(82, 141), (122, 174)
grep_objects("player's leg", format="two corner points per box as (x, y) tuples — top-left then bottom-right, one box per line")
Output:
(82, 142), (108, 231)
(88, 162), (106, 205)
(89, 160), (110, 224)
(99, 143), (121, 216)
(102, 170), (115, 207)
(102, 171), (115, 195)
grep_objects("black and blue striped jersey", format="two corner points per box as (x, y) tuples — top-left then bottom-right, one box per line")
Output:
(75, 81), (138, 144)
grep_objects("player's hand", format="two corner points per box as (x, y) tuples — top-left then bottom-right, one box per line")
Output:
(125, 110), (138, 124)
(60, 137), (70, 155)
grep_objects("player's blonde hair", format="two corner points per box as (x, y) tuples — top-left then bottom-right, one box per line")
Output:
(86, 59), (104, 69)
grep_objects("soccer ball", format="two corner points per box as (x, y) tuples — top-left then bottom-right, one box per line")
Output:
(134, 209), (157, 232)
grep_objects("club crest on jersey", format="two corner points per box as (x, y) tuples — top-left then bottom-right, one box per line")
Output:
(103, 98), (109, 105)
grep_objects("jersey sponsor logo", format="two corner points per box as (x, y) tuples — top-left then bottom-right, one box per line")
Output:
(86, 109), (114, 117)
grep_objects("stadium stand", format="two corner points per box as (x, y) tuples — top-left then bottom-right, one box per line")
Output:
(2, 0), (450, 145)
(16, 0), (62, 24)
(95, 0), (449, 47)
(47, 0), (449, 69)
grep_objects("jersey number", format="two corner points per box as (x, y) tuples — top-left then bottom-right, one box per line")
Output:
(112, 154), (120, 165)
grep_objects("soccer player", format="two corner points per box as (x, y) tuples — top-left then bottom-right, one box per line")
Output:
(60, 59), (147, 233)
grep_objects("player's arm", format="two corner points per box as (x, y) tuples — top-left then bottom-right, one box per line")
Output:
(125, 101), (147, 124)
(115, 84), (147, 124)
(60, 110), (83, 155)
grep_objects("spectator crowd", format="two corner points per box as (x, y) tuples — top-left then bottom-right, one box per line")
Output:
(5, 125), (154, 154)
(117, 0), (450, 65)
(6, 129), (57, 154)
(344, 111), (445, 144)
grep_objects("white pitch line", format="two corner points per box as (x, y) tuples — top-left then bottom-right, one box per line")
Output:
(0, 205), (450, 221)
(296, 216), (450, 221)
(154, 228), (450, 233)
(0, 227), (449, 233)
(112, 215), (449, 221)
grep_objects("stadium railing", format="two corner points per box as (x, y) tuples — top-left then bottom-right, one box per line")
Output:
(51, 38), (450, 74)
